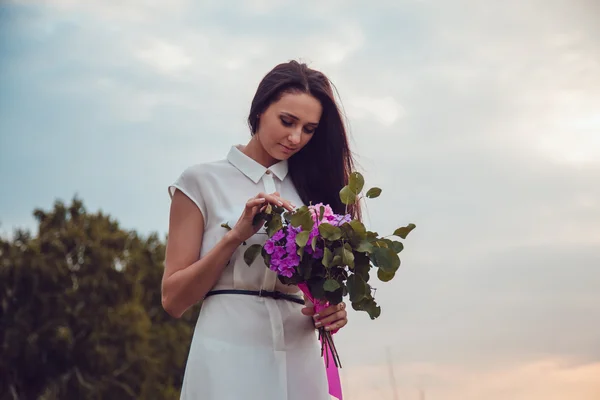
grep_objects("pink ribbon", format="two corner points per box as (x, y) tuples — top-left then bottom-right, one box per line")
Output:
(297, 283), (343, 400)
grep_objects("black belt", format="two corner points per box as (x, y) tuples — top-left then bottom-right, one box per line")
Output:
(205, 289), (305, 305)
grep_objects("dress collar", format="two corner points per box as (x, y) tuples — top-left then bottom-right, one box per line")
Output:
(227, 145), (289, 183)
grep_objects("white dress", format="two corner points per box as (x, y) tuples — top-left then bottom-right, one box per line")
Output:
(168, 145), (330, 400)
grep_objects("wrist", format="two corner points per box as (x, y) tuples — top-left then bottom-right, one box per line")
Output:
(223, 230), (244, 247)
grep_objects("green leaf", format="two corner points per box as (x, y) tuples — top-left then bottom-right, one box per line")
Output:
(318, 223), (342, 241)
(252, 212), (267, 226)
(377, 269), (395, 282)
(366, 187), (382, 198)
(322, 248), (333, 267)
(370, 247), (400, 273)
(319, 205), (325, 221)
(342, 243), (355, 268)
(349, 220), (367, 236)
(323, 279), (341, 292)
(356, 240), (374, 253)
(266, 214), (283, 237)
(243, 244), (262, 266)
(331, 255), (343, 267)
(349, 172), (365, 194)
(393, 223), (416, 239)
(390, 240), (404, 253)
(290, 206), (315, 231)
(353, 252), (371, 282)
(282, 211), (293, 223)
(366, 231), (379, 240)
(307, 278), (326, 301)
(347, 274), (368, 303)
(339, 186), (357, 205)
(295, 231), (310, 248)
(351, 297), (381, 319)
(325, 287), (344, 305)
(365, 300), (382, 319)
(311, 236), (318, 251)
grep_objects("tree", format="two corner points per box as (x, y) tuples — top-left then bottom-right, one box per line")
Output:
(0, 197), (200, 399)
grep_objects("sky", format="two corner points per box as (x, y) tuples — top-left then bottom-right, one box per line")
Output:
(1, 0), (599, 398)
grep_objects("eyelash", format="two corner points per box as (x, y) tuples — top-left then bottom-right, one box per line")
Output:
(280, 118), (315, 134)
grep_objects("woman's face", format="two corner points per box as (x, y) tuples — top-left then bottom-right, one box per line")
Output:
(255, 91), (323, 161)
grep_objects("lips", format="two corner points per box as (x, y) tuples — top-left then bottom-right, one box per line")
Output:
(279, 144), (295, 153)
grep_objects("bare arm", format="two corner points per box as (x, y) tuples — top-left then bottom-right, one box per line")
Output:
(161, 189), (242, 318)
(161, 189), (294, 318)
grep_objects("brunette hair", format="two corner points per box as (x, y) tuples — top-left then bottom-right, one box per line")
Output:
(248, 60), (361, 220)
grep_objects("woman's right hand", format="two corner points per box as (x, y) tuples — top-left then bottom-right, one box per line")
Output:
(230, 192), (295, 244)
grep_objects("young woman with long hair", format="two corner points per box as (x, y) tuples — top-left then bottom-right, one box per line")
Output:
(162, 60), (359, 399)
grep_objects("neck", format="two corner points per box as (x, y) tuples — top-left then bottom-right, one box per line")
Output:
(241, 137), (278, 168)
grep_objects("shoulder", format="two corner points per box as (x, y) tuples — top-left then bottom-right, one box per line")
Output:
(177, 158), (231, 180)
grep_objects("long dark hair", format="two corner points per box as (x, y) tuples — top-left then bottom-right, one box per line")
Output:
(248, 60), (361, 220)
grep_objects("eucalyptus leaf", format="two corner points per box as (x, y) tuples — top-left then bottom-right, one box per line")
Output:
(377, 269), (395, 282)
(325, 287), (344, 305)
(349, 172), (365, 194)
(318, 223), (342, 241)
(339, 186), (357, 205)
(322, 247), (333, 267)
(290, 206), (315, 231)
(295, 231), (310, 248)
(356, 240), (374, 253)
(331, 255), (343, 267)
(342, 243), (355, 268)
(311, 236), (318, 251)
(393, 223), (416, 239)
(370, 247), (400, 273)
(353, 252), (371, 282)
(243, 244), (262, 266)
(266, 214), (283, 237)
(323, 279), (341, 292)
(347, 274), (368, 303)
(366, 187), (382, 198)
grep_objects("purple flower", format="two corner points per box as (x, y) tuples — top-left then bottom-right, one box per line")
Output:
(273, 230), (285, 241)
(264, 240), (276, 255)
(273, 246), (286, 259)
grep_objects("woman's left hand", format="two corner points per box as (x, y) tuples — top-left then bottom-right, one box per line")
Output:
(302, 301), (348, 332)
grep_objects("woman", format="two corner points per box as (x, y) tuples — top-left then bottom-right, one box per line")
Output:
(162, 60), (360, 400)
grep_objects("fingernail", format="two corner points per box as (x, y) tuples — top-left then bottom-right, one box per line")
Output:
(313, 314), (320, 319)
(259, 198), (266, 202)
(315, 321), (322, 327)
(277, 201), (283, 206)
(325, 326), (332, 331)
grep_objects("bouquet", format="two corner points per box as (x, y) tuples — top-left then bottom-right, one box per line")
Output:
(241, 172), (416, 400)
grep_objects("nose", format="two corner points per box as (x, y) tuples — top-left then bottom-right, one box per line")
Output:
(288, 128), (302, 145)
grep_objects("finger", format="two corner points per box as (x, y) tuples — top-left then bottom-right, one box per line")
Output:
(325, 318), (348, 331)
(314, 303), (345, 320)
(301, 306), (315, 317)
(247, 197), (266, 209)
(257, 192), (294, 211)
(314, 310), (347, 328)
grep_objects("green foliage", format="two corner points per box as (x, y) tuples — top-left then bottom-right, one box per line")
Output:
(0, 197), (198, 399)
(245, 171), (417, 321)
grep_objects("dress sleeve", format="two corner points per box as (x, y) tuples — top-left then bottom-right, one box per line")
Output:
(168, 166), (208, 225)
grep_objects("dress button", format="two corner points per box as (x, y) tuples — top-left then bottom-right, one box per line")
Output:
(265, 170), (271, 175)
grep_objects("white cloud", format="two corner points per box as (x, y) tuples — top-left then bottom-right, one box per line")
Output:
(346, 95), (405, 127)
(134, 39), (195, 75)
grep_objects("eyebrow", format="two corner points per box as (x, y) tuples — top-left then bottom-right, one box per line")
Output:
(281, 112), (319, 126)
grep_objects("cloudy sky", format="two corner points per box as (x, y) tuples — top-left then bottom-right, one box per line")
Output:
(1, 0), (599, 398)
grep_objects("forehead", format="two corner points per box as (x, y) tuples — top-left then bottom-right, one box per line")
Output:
(271, 92), (323, 123)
